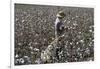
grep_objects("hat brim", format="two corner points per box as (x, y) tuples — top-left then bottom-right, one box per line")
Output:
(56, 14), (64, 18)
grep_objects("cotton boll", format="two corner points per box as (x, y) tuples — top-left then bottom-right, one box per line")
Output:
(73, 21), (78, 26)
(15, 59), (20, 64)
(41, 51), (46, 62)
(85, 48), (90, 55)
(29, 46), (33, 50)
(76, 15), (79, 18)
(23, 56), (31, 64)
(65, 61), (68, 63)
(64, 20), (67, 23)
(19, 58), (24, 64)
(79, 40), (84, 43)
(15, 54), (19, 58)
(22, 20), (25, 23)
(33, 48), (39, 52)
(35, 58), (41, 64)
(77, 47), (80, 51)
(76, 42), (79, 45)
(89, 29), (92, 32)
(48, 45), (53, 51)
(46, 55), (51, 62)
(15, 18), (19, 22)
(78, 32), (81, 34)
(67, 21), (70, 24)
(70, 42), (73, 45)
(18, 43), (22, 46)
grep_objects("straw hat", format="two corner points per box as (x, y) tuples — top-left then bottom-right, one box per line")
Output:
(56, 11), (66, 18)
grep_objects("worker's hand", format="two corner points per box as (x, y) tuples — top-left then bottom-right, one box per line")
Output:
(64, 26), (68, 31)
(59, 25), (64, 31)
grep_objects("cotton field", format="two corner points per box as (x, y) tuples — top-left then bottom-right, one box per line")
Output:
(14, 4), (94, 65)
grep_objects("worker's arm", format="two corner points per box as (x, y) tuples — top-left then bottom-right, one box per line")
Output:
(59, 25), (68, 32)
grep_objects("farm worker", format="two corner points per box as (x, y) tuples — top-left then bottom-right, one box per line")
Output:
(54, 11), (66, 61)
(55, 11), (66, 39)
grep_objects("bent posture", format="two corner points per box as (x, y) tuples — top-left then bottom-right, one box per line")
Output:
(41, 11), (66, 63)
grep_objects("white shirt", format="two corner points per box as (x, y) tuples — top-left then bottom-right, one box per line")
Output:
(55, 17), (64, 35)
